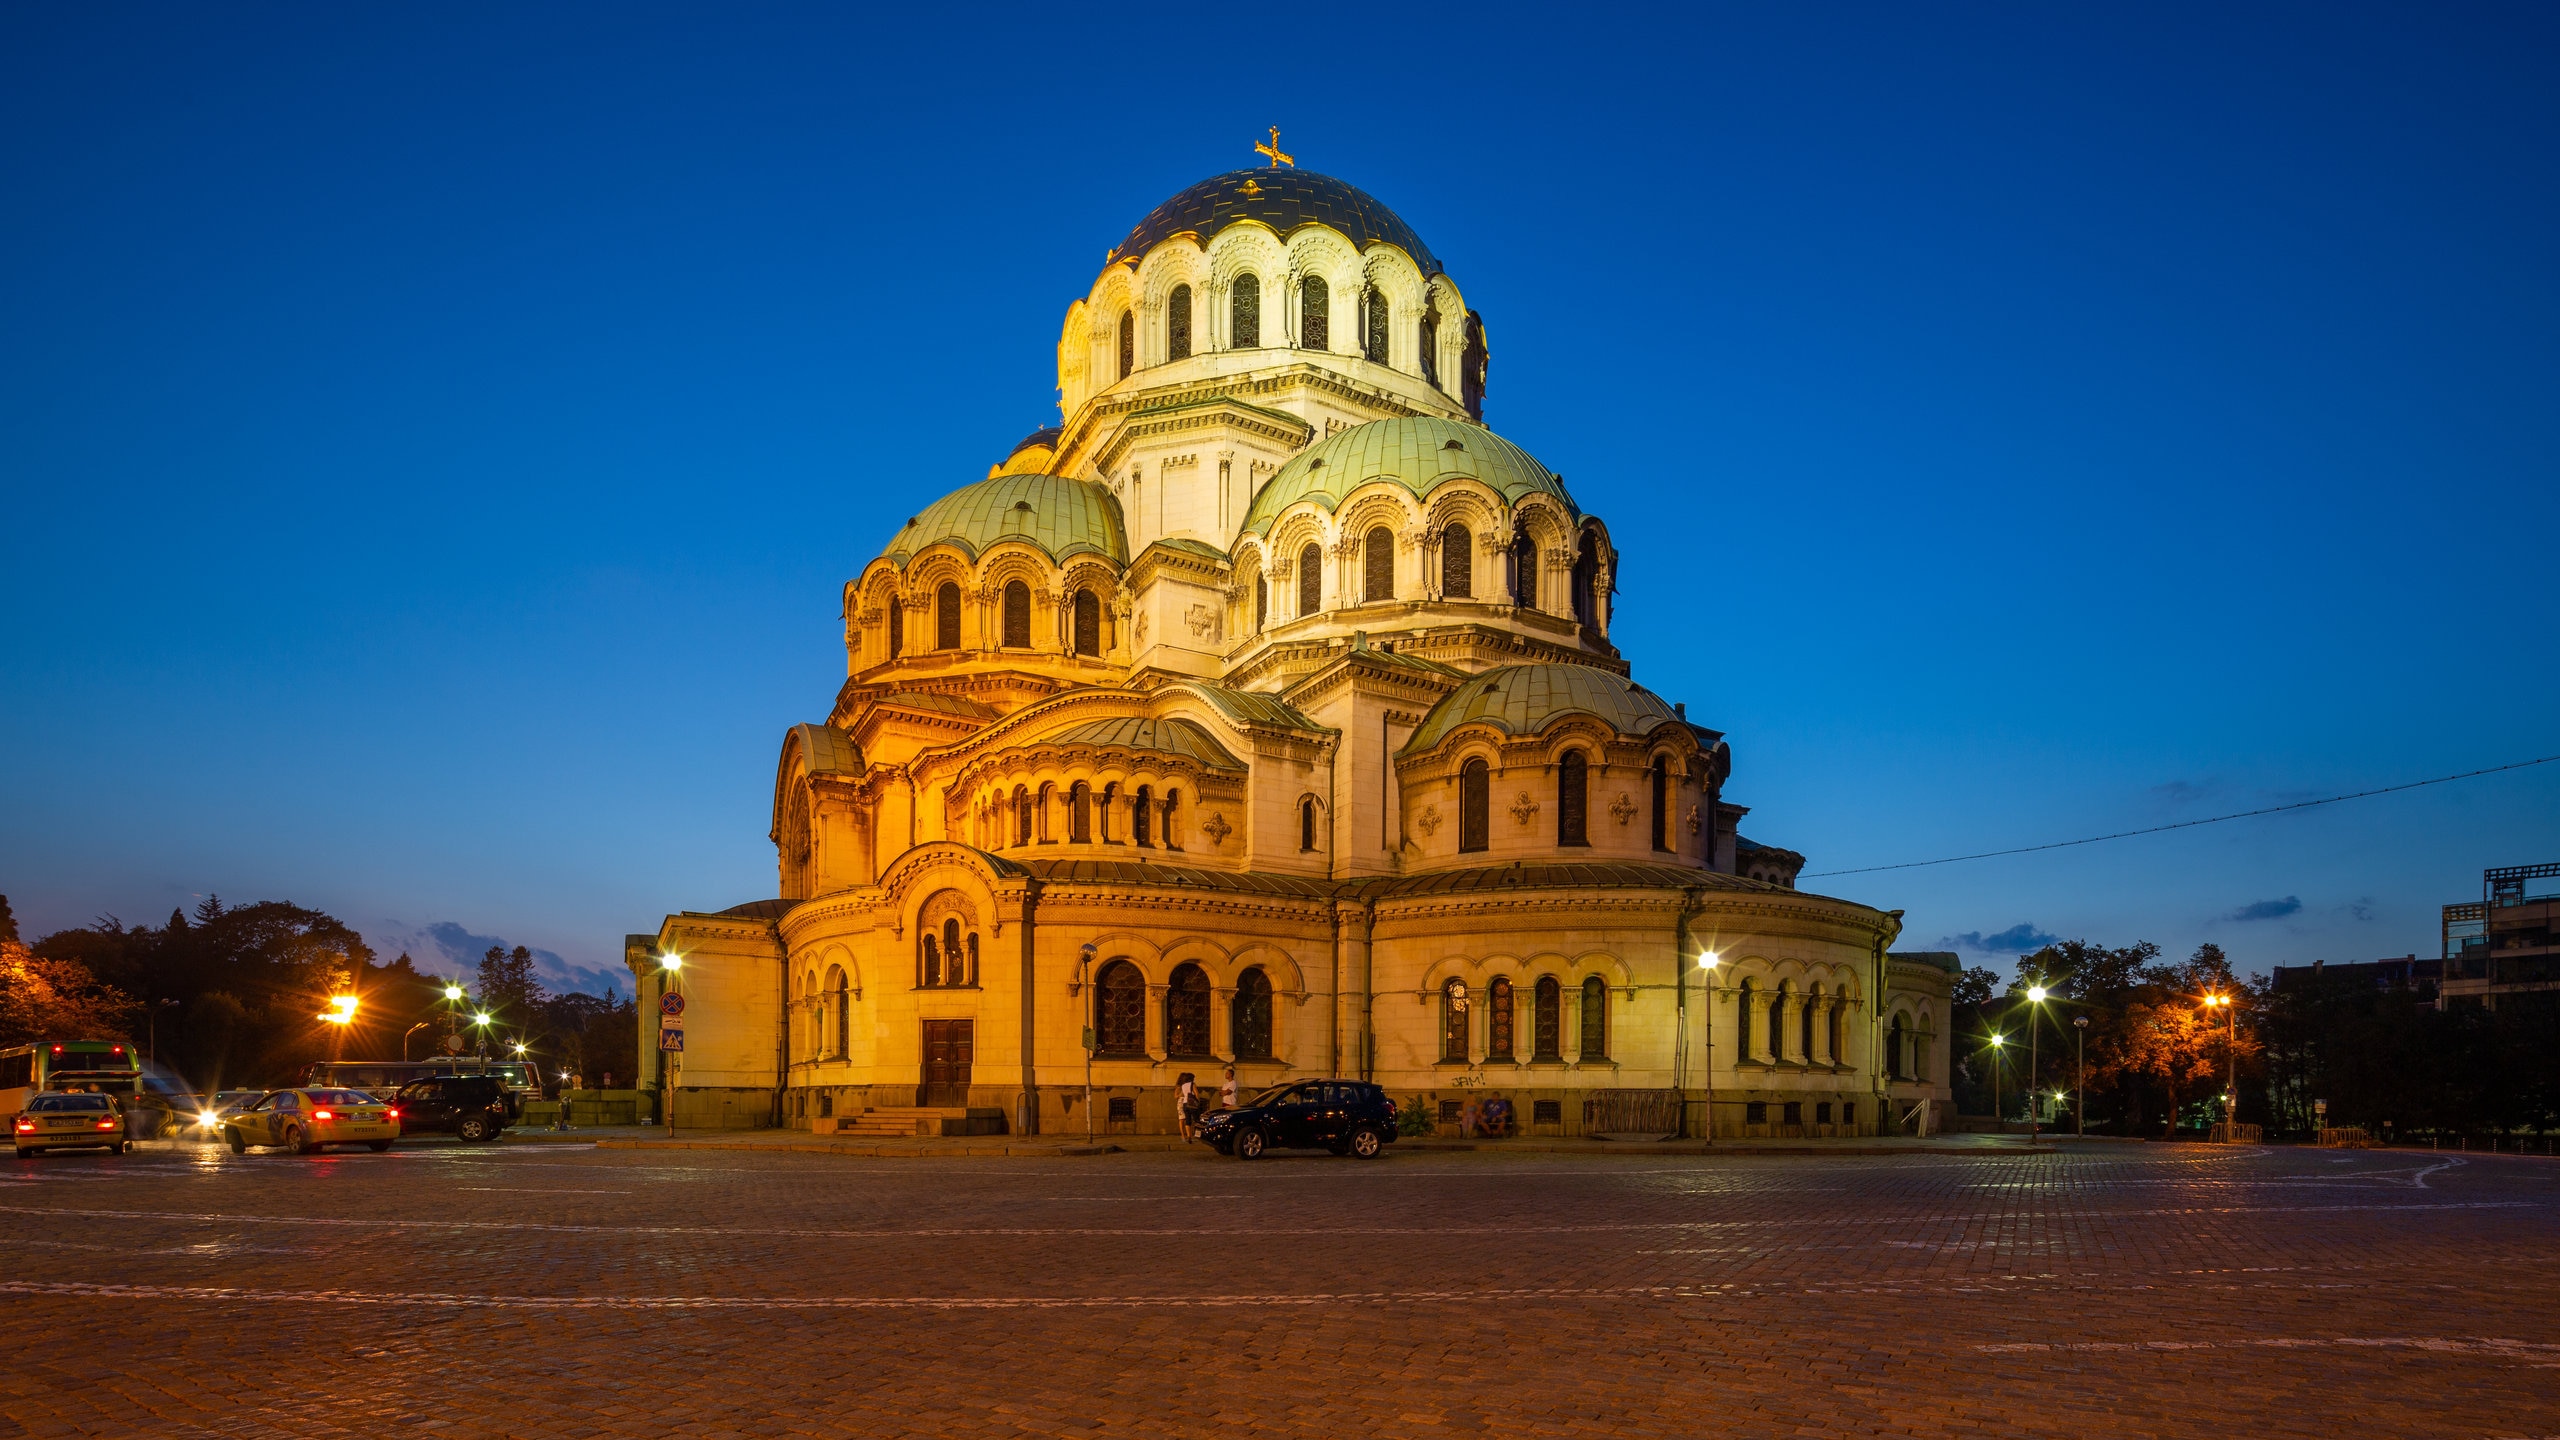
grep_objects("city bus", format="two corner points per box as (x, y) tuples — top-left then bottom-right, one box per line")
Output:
(0, 1040), (143, 1121)
(303, 1057), (541, 1100)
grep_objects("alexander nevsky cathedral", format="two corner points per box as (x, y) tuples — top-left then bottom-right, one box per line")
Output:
(630, 144), (1955, 1140)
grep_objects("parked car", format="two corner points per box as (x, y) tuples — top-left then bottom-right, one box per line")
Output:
(1198, 1081), (1398, 1160)
(12, 1092), (129, 1157)
(222, 1088), (401, 1155)
(389, 1074), (518, 1143)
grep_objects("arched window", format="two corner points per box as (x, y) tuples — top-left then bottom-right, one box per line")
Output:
(1069, 782), (1092, 843)
(1768, 987), (1789, 1062)
(1167, 284), (1191, 361)
(1363, 285), (1388, 362)
(1253, 572), (1267, 633)
(1572, 531), (1599, 628)
(1486, 976), (1515, 1061)
(1117, 310), (1134, 379)
(1161, 788), (1180, 849)
(1097, 783), (1116, 843)
(1461, 312), (1487, 421)
(1440, 979), (1469, 1063)
(1296, 542), (1322, 617)
(1442, 523), (1471, 599)
(825, 966), (849, 1059)
(1072, 589), (1100, 656)
(1299, 797), (1318, 852)
(1232, 967), (1274, 1060)
(1579, 977), (1608, 1060)
(1363, 525), (1394, 602)
(1510, 530), (1537, 608)
(1132, 786), (1153, 848)
(1886, 1014), (1905, 1080)
(1533, 976), (1562, 1061)
(1001, 580), (1031, 649)
(1231, 272), (1260, 348)
(1036, 782), (1053, 841)
(1299, 275), (1328, 350)
(936, 581), (962, 650)
(1419, 303), (1440, 387)
(1801, 984), (1816, 1061)
(948, 920), (967, 986)
(1738, 979), (1756, 1061)
(1166, 963), (1211, 1056)
(920, 933), (941, 988)
(1827, 997), (1843, 1068)
(1014, 786), (1032, 847)
(1557, 750), (1589, 847)
(1095, 960), (1145, 1055)
(887, 597), (904, 656)
(1459, 757), (1490, 853)
(1649, 756), (1670, 852)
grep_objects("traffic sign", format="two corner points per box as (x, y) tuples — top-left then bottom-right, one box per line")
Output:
(658, 1027), (685, 1052)
(659, 992), (686, 1019)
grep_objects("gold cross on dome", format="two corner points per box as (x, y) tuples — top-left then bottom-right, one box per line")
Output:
(1255, 126), (1295, 168)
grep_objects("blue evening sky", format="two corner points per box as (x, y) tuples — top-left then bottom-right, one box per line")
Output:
(5, 5), (2555, 990)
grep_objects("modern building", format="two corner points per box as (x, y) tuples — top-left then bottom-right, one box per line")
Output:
(629, 153), (1954, 1138)
(2269, 954), (2442, 1000)
(2440, 861), (2560, 1009)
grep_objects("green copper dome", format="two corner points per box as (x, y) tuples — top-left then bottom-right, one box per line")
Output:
(1401, 664), (1681, 755)
(881, 473), (1128, 569)
(1239, 417), (1575, 538)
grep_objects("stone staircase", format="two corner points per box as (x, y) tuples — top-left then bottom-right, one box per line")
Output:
(812, 1107), (1006, 1139)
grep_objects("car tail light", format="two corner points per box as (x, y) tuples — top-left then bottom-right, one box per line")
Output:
(385, 1108), (400, 1121)
(96, 1119), (118, 1130)
(13, 1119), (32, 1133)
(311, 1110), (333, 1121)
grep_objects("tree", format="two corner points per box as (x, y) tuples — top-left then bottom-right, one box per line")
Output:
(476, 944), (543, 1031)
(0, 940), (138, 1046)
(1952, 966), (2000, 1009)
(0, 895), (17, 943)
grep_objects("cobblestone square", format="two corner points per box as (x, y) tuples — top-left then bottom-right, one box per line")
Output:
(0, 1138), (2553, 1438)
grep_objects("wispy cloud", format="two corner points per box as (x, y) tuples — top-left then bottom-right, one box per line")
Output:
(366, 920), (625, 999)
(1939, 923), (2061, 955)
(2224, 896), (2302, 923)
(2349, 898), (2376, 923)
(2151, 779), (2216, 807)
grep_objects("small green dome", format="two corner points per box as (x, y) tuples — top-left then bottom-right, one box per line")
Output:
(881, 473), (1127, 569)
(1401, 664), (1682, 755)
(1238, 417), (1576, 538)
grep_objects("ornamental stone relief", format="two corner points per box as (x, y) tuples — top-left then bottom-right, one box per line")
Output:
(1414, 804), (1442, 837)
(1609, 793), (1637, 827)
(1510, 793), (1540, 827)
(1202, 812), (1233, 846)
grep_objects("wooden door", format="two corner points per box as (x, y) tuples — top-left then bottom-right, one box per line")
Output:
(919, 1020), (973, 1107)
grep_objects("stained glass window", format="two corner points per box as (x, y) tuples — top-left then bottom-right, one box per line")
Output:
(1166, 964), (1211, 1056)
(1558, 750), (1589, 847)
(1487, 977), (1515, 1061)
(1510, 531), (1537, 608)
(1002, 581), (1030, 648)
(1167, 284), (1191, 360)
(1533, 976), (1562, 1061)
(1072, 589), (1100, 656)
(1231, 273), (1259, 347)
(936, 581), (961, 650)
(1297, 542), (1321, 617)
(1363, 526), (1394, 602)
(1442, 524), (1471, 599)
(1459, 758), (1489, 853)
(1232, 968), (1274, 1060)
(1441, 980), (1468, 1063)
(1580, 977), (1608, 1060)
(1363, 285), (1388, 362)
(1096, 961), (1145, 1054)
(1300, 275), (1328, 350)
(1118, 310), (1133, 379)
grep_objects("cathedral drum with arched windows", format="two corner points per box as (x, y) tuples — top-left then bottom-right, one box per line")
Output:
(629, 151), (1951, 1139)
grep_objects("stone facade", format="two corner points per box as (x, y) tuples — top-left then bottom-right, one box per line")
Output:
(632, 163), (1953, 1138)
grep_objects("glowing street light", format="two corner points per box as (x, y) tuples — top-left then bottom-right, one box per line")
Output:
(1698, 950), (1721, 971)
(660, 953), (683, 973)
(443, 984), (465, 1002)
(2202, 992), (2239, 1137)
(319, 995), (359, 1025)
(2021, 984), (2052, 1145)
(473, 1011), (494, 1028)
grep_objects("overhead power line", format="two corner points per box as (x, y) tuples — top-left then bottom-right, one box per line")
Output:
(1802, 753), (2560, 879)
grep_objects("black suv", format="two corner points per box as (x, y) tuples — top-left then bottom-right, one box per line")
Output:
(1199, 1080), (1398, 1160)
(391, 1075), (519, 1143)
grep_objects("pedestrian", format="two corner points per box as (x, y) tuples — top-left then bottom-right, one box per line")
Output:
(1176, 1072), (1202, 1142)
(1219, 1066), (1238, 1111)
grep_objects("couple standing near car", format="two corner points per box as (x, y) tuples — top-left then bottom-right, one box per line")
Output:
(1175, 1066), (1238, 1142)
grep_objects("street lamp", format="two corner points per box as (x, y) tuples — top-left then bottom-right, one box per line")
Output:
(1697, 951), (1721, 1143)
(2203, 992), (2237, 1137)
(442, 985), (464, 1002)
(2024, 985), (2048, 1146)
(1987, 1032), (2006, 1134)
(2072, 1015), (2089, 1136)
(659, 953), (683, 1137)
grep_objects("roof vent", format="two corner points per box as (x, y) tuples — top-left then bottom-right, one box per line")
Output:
(1308, 457), (1325, 469)
(1014, 500), (1034, 512)
(904, 517), (919, 528)
(1442, 439), (1464, 451)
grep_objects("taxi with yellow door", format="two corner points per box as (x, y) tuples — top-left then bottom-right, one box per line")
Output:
(222, 1088), (401, 1154)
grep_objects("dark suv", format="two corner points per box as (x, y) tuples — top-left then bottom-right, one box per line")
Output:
(391, 1075), (519, 1143)
(1199, 1080), (1398, 1160)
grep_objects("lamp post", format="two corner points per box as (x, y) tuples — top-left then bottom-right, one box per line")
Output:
(1076, 942), (1098, 1144)
(658, 954), (682, 1137)
(1987, 1032), (2006, 1134)
(1698, 951), (1721, 1143)
(442, 984), (465, 1054)
(2072, 1015), (2089, 1137)
(320, 995), (359, 1063)
(401, 1021), (430, 1061)
(2024, 985), (2047, 1146)
(2203, 991), (2237, 1137)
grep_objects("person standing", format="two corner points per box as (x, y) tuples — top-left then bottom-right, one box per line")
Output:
(1175, 1072), (1201, 1142)
(1219, 1066), (1238, 1111)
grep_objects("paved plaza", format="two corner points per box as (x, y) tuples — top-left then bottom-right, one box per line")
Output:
(0, 1137), (2553, 1438)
